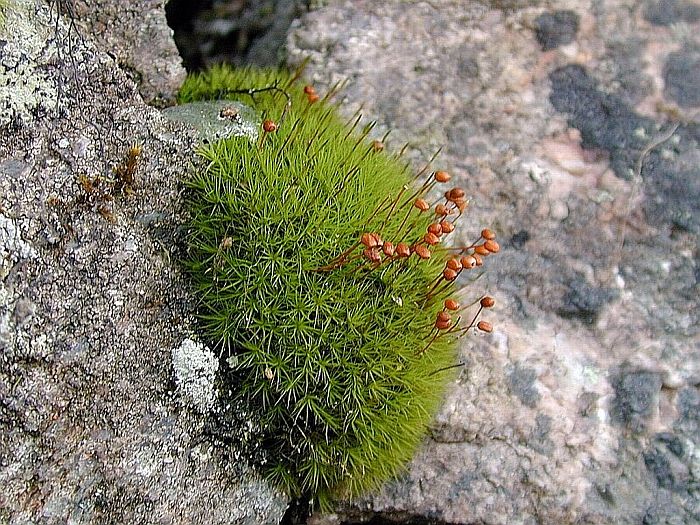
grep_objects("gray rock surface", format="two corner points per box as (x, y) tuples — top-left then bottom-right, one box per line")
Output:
(0, 1), (286, 523)
(288, 1), (699, 523)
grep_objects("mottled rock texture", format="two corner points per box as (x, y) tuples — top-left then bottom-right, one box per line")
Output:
(0, 1), (286, 523)
(287, 1), (699, 523)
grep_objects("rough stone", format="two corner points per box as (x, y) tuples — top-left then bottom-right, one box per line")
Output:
(534, 10), (580, 50)
(663, 45), (700, 108)
(286, 1), (700, 523)
(0, 1), (287, 523)
(644, 0), (700, 26)
(610, 370), (662, 430)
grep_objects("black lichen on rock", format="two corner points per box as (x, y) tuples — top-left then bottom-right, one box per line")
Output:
(644, 0), (700, 26)
(557, 277), (618, 324)
(610, 370), (661, 430)
(663, 45), (700, 108)
(534, 10), (580, 51)
(507, 363), (540, 408)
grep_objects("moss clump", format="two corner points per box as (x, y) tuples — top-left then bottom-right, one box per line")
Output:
(180, 65), (472, 507)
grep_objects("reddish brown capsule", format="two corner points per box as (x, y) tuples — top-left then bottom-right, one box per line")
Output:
(435, 318), (452, 330)
(444, 298), (460, 311)
(436, 311), (452, 324)
(472, 253), (484, 266)
(428, 223), (443, 236)
(460, 255), (477, 269)
(454, 198), (468, 213)
(372, 140), (384, 152)
(446, 258), (462, 271)
(480, 296), (495, 308)
(481, 228), (496, 240)
(363, 247), (381, 263)
(382, 241), (395, 257)
(307, 93), (320, 104)
(484, 239), (500, 253)
(424, 232), (440, 246)
(443, 268), (458, 281)
(435, 203), (449, 216)
(414, 198), (430, 212)
(434, 170), (451, 183)
(474, 245), (490, 256)
(414, 245), (431, 259)
(263, 119), (277, 132)
(360, 233), (374, 247)
(303, 85), (316, 95)
(477, 321), (493, 333)
(396, 243), (411, 258)
(448, 188), (465, 201)
(440, 220), (455, 234)
(370, 232), (383, 247)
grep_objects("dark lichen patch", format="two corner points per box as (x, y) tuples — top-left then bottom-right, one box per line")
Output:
(643, 448), (675, 490)
(550, 64), (700, 233)
(610, 370), (661, 431)
(663, 45), (700, 108)
(534, 10), (580, 51)
(507, 363), (540, 408)
(644, 0), (700, 26)
(675, 387), (700, 435)
(557, 277), (618, 325)
(549, 65), (655, 179)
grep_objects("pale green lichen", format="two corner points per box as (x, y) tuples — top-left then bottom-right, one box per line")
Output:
(162, 100), (260, 142)
(0, 0), (59, 126)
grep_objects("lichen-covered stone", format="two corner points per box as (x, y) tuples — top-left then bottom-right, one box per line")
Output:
(0, 2), (287, 524)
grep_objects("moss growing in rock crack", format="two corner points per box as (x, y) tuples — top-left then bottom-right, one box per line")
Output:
(179, 65), (496, 508)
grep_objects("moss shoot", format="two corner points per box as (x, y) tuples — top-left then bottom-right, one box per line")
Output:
(179, 65), (496, 508)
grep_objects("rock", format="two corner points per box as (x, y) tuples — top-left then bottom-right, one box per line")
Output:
(0, 1), (287, 523)
(73, 0), (187, 104)
(286, 1), (700, 523)
(534, 10), (580, 51)
(610, 370), (662, 431)
(644, 0), (700, 26)
(663, 45), (700, 108)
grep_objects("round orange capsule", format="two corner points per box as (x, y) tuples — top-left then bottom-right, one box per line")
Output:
(434, 170), (451, 183)
(428, 223), (443, 236)
(460, 255), (477, 269)
(474, 245), (490, 256)
(480, 296), (495, 308)
(444, 298), (460, 311)
(307, 93), (320, 104)
(477, 321), (493, 333)
(414, 198), (430, 212)
(454, 198), (468, 212)
(436, 311), (451, 324)
(303, 85), (316, 95)
(360, 233), (375, 247)
(414, 245), (431, 259)
(363, 248), (381, 263)
(263, 119), (277, 132)
(448, 188), (465, 201)
(446, 258), (462, 271)
(443, 268), (458, 281)
(435, 318), (452, 330)
(440, 220), (455, 234)
(424, 232), (440, 246)
(382, 241), (395, 257)
(435, 204), (449, 216)
(370, 232), (383, 247)
(481, 228), (496, 240)
(396, 243), (411, 258)
(484, 239), (500, 253)
(472, 253), (483, 266)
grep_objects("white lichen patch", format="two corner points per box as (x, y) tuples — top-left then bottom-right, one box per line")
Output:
(0, 215), (36, 280)
(0, 0), (59, 125)
(162, 100), (260, 142)
(171, 338), (219, 413)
